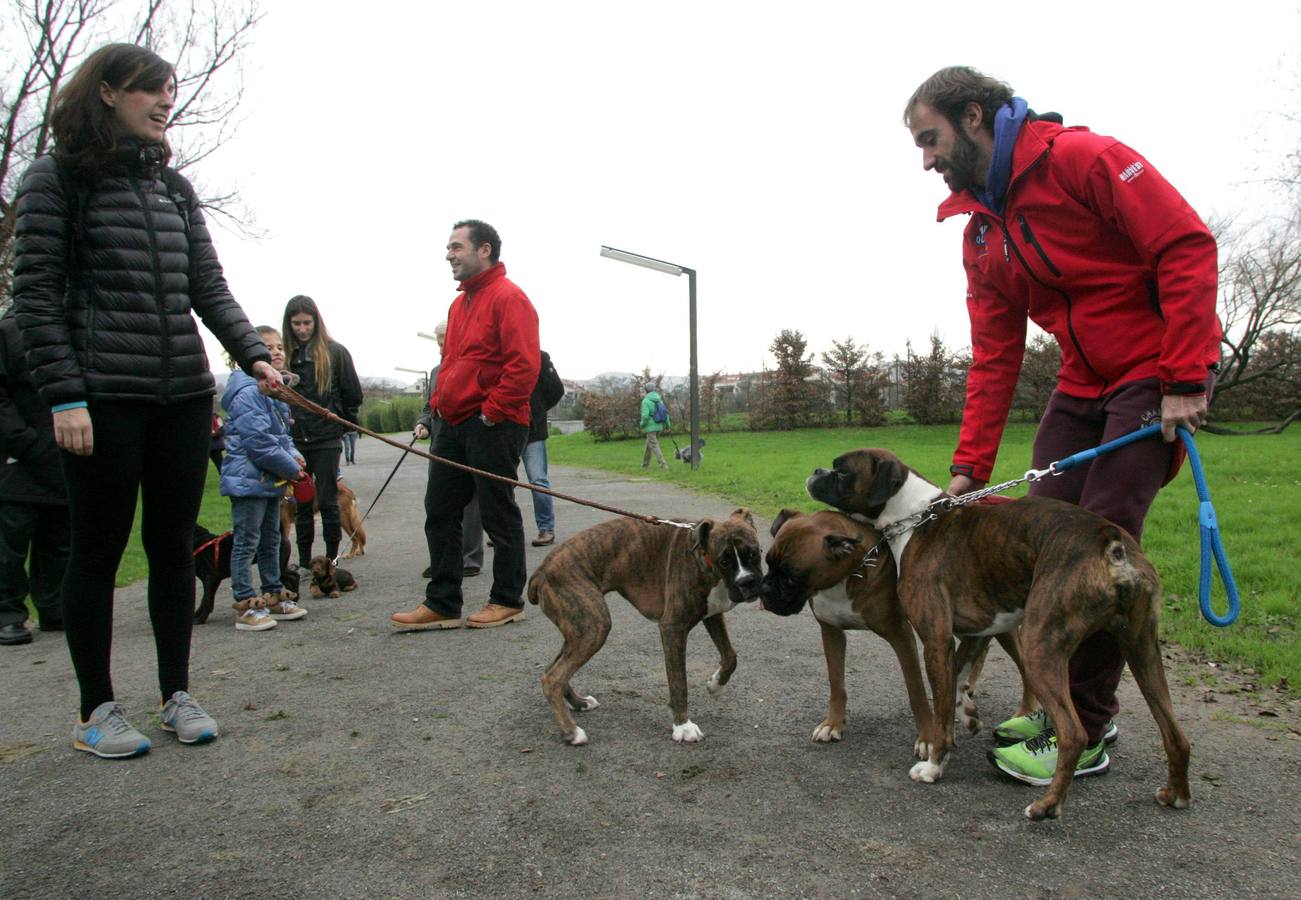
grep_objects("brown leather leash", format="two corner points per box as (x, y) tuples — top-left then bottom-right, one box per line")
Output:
(270, 384), (694, 530)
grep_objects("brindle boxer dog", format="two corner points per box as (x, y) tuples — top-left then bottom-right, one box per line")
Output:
(760, 509), (1035, 756)
(806, 449), (1191, 821)
(526, 508), (762, 746)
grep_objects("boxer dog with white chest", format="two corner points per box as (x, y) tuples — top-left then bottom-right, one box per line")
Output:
(760, 508), (1035, 757)
(806, 448), (1191, 821)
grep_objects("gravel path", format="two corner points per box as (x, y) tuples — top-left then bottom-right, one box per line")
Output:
(2, 437), (1298, 898)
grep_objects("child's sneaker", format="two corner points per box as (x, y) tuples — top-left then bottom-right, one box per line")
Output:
(73, 701), (152, 759)
(235, 608), (277, 631)
(265, 593), (307, 621)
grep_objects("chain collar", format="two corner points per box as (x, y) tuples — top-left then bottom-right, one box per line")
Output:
(849, 463), (1059, 578)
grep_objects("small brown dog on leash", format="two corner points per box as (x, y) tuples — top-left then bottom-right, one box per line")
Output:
(281, 478), (367, 559)
(308, 555), (357, 598)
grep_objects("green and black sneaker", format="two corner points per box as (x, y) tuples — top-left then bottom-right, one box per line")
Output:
(993, 710), (1118, 747)
(988, 730), (1110, 786)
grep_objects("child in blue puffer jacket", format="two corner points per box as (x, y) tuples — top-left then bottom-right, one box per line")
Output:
(220, 327), (307, 632)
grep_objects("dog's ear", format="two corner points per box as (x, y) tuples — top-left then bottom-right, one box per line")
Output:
(769, 508), (802, 537)
(823, 532), (862, 561)
(731, 507), (756, 530)
(691, 519), (714, 551)
(864, 458), (905, 513)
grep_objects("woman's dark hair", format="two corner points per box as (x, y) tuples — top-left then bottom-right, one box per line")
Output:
(282, 295), (334, 395)
(903, 66), (1014, 135)
(51, 43), (176, 174)
(453, 219), (502, 264)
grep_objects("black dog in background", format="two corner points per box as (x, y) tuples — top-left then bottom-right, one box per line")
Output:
(193, 522), (298, 624)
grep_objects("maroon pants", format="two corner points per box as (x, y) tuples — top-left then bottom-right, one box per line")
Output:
(1027, 378), (1174, 745)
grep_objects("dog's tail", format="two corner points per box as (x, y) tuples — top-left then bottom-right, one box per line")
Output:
(526, 568), (542, 606)
(1101, 525), (1158, 630)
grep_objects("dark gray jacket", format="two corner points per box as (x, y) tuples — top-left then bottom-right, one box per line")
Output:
(11, 144), (269, 407)
(528, 351), (564, 443)
(0, 312), (66, 505)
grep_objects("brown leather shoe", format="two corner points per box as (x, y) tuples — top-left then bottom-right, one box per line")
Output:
(466, 603), (526, 629)
(531, 530), (555, 547)
(391, 604), (462, 631)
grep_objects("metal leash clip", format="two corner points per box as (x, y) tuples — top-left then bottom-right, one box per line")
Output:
(1022, 464), (1056, 483)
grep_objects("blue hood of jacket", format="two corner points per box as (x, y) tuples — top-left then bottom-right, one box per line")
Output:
(974, 97), (1028, 217)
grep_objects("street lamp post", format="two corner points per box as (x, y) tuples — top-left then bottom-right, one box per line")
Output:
(599, 245), (699, 471)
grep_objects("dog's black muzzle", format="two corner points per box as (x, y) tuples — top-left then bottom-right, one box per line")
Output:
(757, 574), (808, 617)
(806, 468), (837, 505)
(731, 572), (761, 602)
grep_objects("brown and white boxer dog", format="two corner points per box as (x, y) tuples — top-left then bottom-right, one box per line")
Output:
(760, 509), (1034, 756)
(806, 449), (1191, 821)
(526, 508), (762, 746)
(760, 509), (933, 754)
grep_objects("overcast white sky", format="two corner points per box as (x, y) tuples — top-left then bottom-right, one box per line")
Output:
(194, 1), (1300, 384)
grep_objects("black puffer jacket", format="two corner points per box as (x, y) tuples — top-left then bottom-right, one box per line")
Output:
(287, 340), (363, 450)
(11, 142), (269, 406)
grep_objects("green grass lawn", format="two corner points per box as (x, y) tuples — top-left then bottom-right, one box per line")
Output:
(550, 424), (1301, 693)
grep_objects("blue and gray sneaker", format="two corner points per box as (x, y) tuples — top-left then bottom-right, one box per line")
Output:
(73, 701), (152, 759)
(160, 691), (220, 744)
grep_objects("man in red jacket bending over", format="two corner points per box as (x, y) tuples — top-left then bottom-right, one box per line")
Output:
(905, 67), (1220, 785)
(392, 220), (540, 631)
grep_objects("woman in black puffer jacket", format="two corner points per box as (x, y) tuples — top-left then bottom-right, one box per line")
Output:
(281, 295), (362, 568)
(11, 44), (282, 758)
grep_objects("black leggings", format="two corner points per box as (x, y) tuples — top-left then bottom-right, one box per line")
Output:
(295, 445), (341, 564)
(59, 397), (210, 721)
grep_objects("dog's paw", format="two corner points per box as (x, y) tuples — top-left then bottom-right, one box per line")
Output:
(1024, 798), (1062, 821)
(914, 738), (933, 760)
(960, 711), (982, 734)
(909, 759), (944, 784)
(566, 726), (589, 746)
(1156, 786), (1191, 809)
(706, 669), (728, 696)
(811, 722), (843, 742)
(567, 694), (599, 712)
(329, 590), (341, 598)
(672, 720), (704, 743)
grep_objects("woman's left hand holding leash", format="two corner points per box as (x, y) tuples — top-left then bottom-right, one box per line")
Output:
(253, 360), (284, 395)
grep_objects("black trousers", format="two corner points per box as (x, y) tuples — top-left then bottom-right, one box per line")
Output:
(59, 397), (210, 720)
(423, 417), (528, 616)
(295, 445), (341, 564)
(0, 500), (69, 628)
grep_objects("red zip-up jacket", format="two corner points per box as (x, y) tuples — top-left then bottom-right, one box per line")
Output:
(431, 263), (540, 427)
(939, 120), (1221, 481)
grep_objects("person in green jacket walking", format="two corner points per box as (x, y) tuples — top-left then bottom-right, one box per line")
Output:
(639, 383), (670, 470)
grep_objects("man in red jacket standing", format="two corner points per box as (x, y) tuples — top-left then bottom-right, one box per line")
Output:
(392, 220), (540, 631)
(904, 67), (1220, 785)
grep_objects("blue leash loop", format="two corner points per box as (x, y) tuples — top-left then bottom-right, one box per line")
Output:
(1049, 422), (1240, 627)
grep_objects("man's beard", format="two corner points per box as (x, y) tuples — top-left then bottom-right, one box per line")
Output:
(941, 127), (983, 193)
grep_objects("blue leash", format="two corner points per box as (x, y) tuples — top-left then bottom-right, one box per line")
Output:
(1049, 422), (1240, 627)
